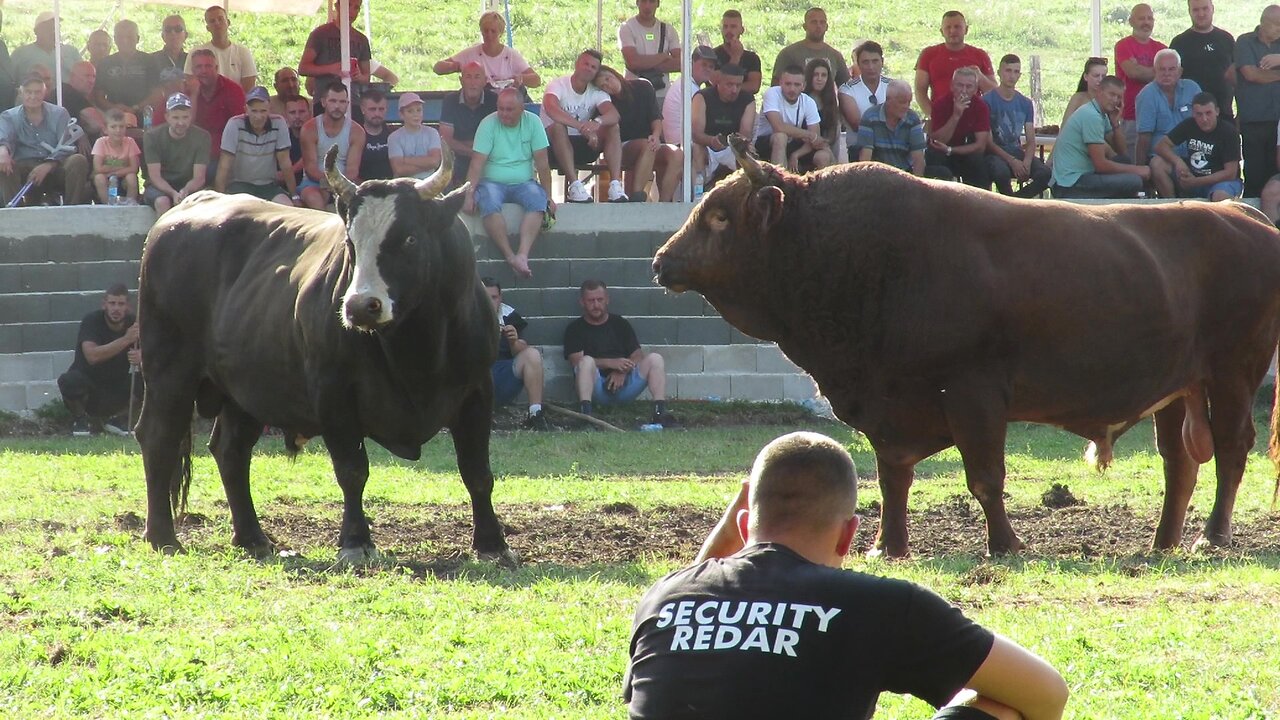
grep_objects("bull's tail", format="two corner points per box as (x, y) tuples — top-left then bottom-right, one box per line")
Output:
(1270, 365), (1280, 512)
(170, 429), (193, 519)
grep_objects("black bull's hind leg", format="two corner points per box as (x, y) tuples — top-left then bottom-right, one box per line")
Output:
(324, 431), (378, 564)
(451, 391), (518, 567)
(137, 372), (199, 553)
(209, 402), (273, 556)
(869, 456), (914, 559)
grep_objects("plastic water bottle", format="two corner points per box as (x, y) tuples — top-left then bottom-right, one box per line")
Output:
(693, 172), (705, 201)
(142, 106), (153, 131)
(639, 423), (664, 432)
(107, 176), (119, 206)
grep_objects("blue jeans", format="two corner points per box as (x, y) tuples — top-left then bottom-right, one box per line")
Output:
(1184, 179), (1243, 199)
(576, 367), (648, 405)
(1051, 172), (1144, 199)
(476, 179), (548, 217)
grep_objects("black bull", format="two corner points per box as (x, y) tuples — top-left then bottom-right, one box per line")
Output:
(136, 146), (515, 565)
(654, 141), (1280, 557)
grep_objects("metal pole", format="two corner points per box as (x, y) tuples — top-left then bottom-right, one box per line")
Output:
(1091, 0), (1103, 57)
(596, 0), (603, 53)
(340, 0), (352, 118)
(53, 0), (64, 107)
(680, 0), (692, 202)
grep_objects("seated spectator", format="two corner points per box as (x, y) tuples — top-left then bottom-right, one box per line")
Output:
(754, 64), (831, 172)
(269, 66), (301, 116)
(594, 65), (681, 202)
(63, 61), (106, 138)
(298, 82), (364, 210)
(984, 54), (1050, 198)
(1060, 57), (1110, 128)
(0, 74), (89, 206)
(93, 20), (151, 122)
(541, 49), (625, 203)
(1051, 76), (1150, 199)
(434, 11), (540, 97)
(690, 62), (756, 182)
(147, 15), (188, 107)
(618, 0), (681, 101)
(388, 93), (442, 180)
(58, 284), (144, 437)
(1156, 92), (1240, 201)
(803, 58), (840, 161)
(299, 0), (371, 105)
(146, 67), (186, 129)
(771, 7), (850, 87)
(626, 431), (1069, 719)
(281, 93), (311, 187)
(483, 277), (549, 430)
(713, 10), (762, 96)
(564, 279), (673, 427)
(185, 6), (257, 92)
(91, 108), (141, 204)
(190, 48), (247, 176)
(357, 89), (393, 181)
(440, 62), (498, 188)
(10, 12), (82, 84)
(143, 92), (209, 214)
(462, 87), (554, 279)
(857, 79), (927, 177)
(1134, 48), (1200, 168)
(838, 40), (891, 159)
(214, 87), (295, 206)
(925, 67), (991, 188)
(86, 29), (112, 67)
(660, 45), (718, 147)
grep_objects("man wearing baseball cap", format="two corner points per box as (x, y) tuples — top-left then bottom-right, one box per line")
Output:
(142, 92), (209, 214)
(0, 73), (89, 205)
(9, 11), (82, 84)
(214, 87), (295, 206)
(388, 92), (443, 180)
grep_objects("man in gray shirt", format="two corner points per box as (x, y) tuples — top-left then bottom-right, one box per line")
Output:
(0, 73), (89, 205)
(214, 87), (296, 205)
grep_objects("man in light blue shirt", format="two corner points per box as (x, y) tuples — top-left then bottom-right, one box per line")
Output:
(462, 87), (554, 279)
(1135, 48), (1201, 167)
(0, 74), (88, 205)
(1051, 75), (1150, 199)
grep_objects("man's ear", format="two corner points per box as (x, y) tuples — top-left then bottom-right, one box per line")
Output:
(752, 185), (784, 232)
(835, 515), (859, 558)
(735, 509), (750, 544)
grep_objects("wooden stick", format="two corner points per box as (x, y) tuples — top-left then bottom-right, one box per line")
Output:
(543, 402), (626, 432)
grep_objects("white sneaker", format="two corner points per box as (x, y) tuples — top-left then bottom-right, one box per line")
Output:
(566, 180), (592, 203)
(607, 179), (627, 202)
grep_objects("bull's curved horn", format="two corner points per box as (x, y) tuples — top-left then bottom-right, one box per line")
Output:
(323, 144), (358, 205)
(729, 133), (766, 185)
(414, 144), (454, 200)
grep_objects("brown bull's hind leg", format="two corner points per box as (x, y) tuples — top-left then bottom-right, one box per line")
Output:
(869, 456), (914, 559)
(451, 393), (518, 567)
(137, 381), (198, 554)
(943, 382), (1023, 556)
(1153, 401), (1198, 549)
(1195, 380), (1258, 550)
(209, 402), (272, 557)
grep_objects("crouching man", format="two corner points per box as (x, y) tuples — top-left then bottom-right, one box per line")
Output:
(57, 284), (144, 436)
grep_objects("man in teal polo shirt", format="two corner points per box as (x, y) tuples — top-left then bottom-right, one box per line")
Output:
(1051, 75), (1150, 199)
(462, 87), (555, 279)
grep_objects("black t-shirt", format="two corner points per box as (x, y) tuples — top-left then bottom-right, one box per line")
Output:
(440, 89), (498, 143)
(58, 84), (91, 122)
(360, 124), (393, 180)
(497, 305), (528, 361)
(1165, 117), (1240, 177)
(698, 86), (756, 138)
(610, 79), (660, 143)
(71, 310), (135, 385)
(563, 314), (640, 362)
(714, 45), (762, 82)
(96, 52), (153, 108)
(1170, 27), (1235, 119)
(626, 544), (995, 720)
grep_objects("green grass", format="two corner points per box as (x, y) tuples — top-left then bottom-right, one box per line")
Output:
(3, 0), (1262, 123)
(2, 418), (1280, 717)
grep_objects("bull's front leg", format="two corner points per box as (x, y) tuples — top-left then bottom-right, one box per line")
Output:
(324, 431), (377, 564)
(451, 390), (518, 568)
(869, 455), (915, 559)
(943, 380), (1024, 556)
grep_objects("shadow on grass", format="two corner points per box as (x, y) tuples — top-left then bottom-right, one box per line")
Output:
(909, 549), (1280, 579)
(261, 551), (658, 588)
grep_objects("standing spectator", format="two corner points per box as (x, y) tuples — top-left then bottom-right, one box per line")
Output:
(482, 278), (548, 430)
(914, 10), (995, 118)
(984, 54), (1051, 198)
(185, 6), (257, 92)
(714, 10), (761, 96)
(269, 66), (301, 115)
(463, 87), (554, 279)
(1051, 76), (1150, 199)
(440, 62), (498, 188)
(281, 94), (310, 187)
(541, 49), (626, 203)
(0, 74), (89, 205)
(1170, 0), (1235, 121)
(63, 61), (106, 138)
(564, 279), (673, 427)
(691, 62), (756, 181)
(58, 284), (143, 438)
(388, 93), (442, 180)
(1135, 48), (1200, 168)
(93, 20), (151, 121)
(925, 67), (990, 188)
(804, 58), (840, 157)
(754, 64), (830, 172)
(190, 48), (246, 174)
(838, 40), (890, 151)
(618, 0), (681, 101)
(1235, 5), (1280, 198)
(10, 12), (82, 84)
(661, 46), (717, 149)
(298, 82), (364, 210)
(143, 92), (208, 214)
(771, 8), (849, 88)
(357, 89), (393, 181)
(595, 65), (681, 202)
(214, 87), (295, 206)
(434, 11), (540, 97)
(86, 29), (112, 68)
(857, 79), (928, 177)
(148, 15), (188, 95)
(298, 0), (371, 104)
(1155, 92), (1240, 201)
(91, 108), (141, 204)
(1115, 4), (1166, 153)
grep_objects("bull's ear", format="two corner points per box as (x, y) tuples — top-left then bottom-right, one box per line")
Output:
(752, 186), (785, 231)
(440, 182), (469, 219)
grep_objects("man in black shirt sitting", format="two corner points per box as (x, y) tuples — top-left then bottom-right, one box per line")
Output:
(57, 284), (144, 437)
(358, 89), (393, 180)
(440, 61), (498, 189)
(563, 279), (674, 426)
(626, 431), (1069, 720)
(690, 62), (756, 183)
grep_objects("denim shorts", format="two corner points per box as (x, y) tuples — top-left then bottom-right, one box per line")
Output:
(1184, 178), (1242, 199)
(476, 179), (548, 217)
(578, 367), (648, 405)
(491, 359), (523, 406)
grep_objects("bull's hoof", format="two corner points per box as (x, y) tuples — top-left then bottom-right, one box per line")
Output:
(987, 538), (1026, 557)
(334, 545), (383, 566)
(477, 546), (521, 569)
(145, 532), (184, 555)
(1190, 532), (1232, 552)
(238, 541), (278, 561)
(866, 545), (909, 560)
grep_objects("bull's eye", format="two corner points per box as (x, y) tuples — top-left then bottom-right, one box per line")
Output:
(706, 210), (730, 233)
(403, 236), (416, 247)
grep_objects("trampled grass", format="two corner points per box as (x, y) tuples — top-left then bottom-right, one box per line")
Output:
(2, 418), (1279, 718)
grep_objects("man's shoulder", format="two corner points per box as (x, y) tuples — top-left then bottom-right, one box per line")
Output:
(79, 309), (106, 327)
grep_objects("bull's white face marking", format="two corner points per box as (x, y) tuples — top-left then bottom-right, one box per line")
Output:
(343, 195), (398, 326)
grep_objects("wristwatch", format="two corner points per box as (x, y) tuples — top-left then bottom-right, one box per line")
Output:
(946, 145), (953, 156)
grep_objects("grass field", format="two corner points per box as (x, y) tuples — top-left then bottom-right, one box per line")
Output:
(0, 0), (1264, 124)
(2, 411), (1279, 718)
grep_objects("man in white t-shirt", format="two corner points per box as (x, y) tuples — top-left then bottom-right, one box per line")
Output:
(618, 0), (682, 101)
(388, 92), (442, 180)
(838, 40), (891, 158)
(661, 46), (719, 146)
(183, 6), (257, 93)
(541, 49), (626, 203)
(754, 64), (831, 171)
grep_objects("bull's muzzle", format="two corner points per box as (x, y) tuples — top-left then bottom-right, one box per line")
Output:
(652, 254), (687, 293)
(344, 293), (389, 330)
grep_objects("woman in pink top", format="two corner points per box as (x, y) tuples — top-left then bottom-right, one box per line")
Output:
(433, 11), (541, 96)
(91, 109), (142, 204)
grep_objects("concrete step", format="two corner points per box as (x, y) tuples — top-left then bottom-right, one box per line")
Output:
(1, 287), (138, 326)
(0, 205), (152, 262)
(0, 321), (79, 354)
(0, 262), (141, 296)
(520, 316), (758, 347)
(499, 286), (712, 318)
(0, 380), (58, 414)
(475, 256), (660, 290)
(471, 230), (671, 262)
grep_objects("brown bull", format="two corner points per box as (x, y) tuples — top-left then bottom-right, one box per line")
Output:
(653, 137), (1280, 557)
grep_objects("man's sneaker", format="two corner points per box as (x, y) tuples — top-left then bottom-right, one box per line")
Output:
(652, 411), (680, 428)
(71, 418), (91, 437)
(103, 414), (130, 437)
(607, 179), (628, 202)
(523, 410), (550, 431)
(566, 180), (593, 203)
